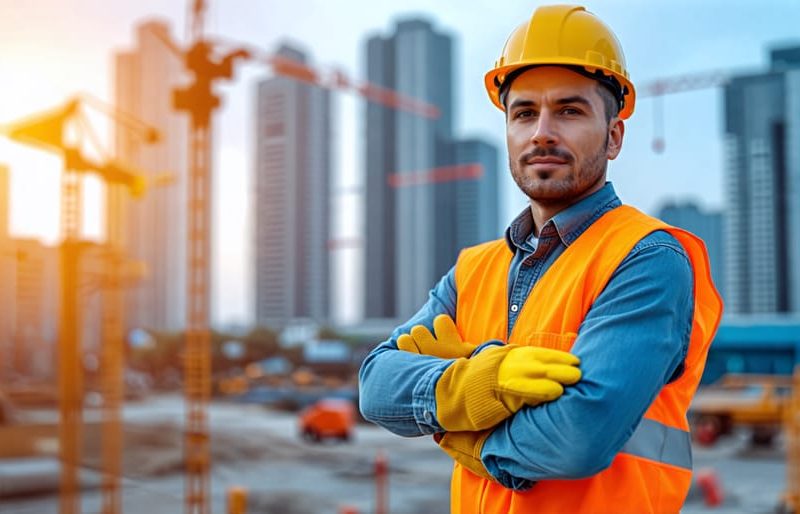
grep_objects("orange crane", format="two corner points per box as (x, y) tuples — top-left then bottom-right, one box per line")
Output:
(158, 3), (445, 512)
(639, 69), (731, 153)
(167, 4), (250, 513)
(387, 163), (485, 188)
(82, 92), (171, 514)
(100, 182), (125, 514)
(0, 95), (158, 514)
(210, 37), (441, 119)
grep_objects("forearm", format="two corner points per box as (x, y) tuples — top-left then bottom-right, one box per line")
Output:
(481, 373), (659, 488)
(359, 340), (450, 436)
(358, 266), (458, 437)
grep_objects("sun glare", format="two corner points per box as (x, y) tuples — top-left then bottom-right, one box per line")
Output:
(0, 48), (107, 245)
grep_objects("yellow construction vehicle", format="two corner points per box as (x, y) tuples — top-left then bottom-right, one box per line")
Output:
(690, 373), (793, 446)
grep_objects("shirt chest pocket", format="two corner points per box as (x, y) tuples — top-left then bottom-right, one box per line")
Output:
(509, 331), (577, 352)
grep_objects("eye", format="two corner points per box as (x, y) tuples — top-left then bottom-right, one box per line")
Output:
(513, 109), (535, 119)
(560, 107), (582, 115)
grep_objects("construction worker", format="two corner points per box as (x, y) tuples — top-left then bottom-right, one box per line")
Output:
(359, 5), (723, 514)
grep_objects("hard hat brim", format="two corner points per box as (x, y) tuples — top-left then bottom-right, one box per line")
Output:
(485, 61), (635, 119)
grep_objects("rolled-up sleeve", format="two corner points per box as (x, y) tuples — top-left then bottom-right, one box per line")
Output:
(481, 232), (695, 489)
(358, 266), (458, 437)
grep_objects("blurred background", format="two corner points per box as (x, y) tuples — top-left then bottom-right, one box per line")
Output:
(1, 0), (800, 513)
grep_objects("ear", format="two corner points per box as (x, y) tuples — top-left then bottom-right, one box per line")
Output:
(606, 118), (625, 160)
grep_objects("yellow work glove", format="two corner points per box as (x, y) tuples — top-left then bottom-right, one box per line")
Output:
(434, 346), (581, 480)
(434, 430), (495, 482)
(397, 314), (477, 359)
(436, 344), (581, 431)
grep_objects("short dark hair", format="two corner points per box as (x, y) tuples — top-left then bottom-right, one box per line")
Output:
(595, 82), (620, 123)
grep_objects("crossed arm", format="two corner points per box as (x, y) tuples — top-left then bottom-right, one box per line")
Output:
(358, 234), (694, 488)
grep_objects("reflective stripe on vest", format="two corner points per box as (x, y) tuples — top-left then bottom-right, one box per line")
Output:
(621, 417), (692, 470)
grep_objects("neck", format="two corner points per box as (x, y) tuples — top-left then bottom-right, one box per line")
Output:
(528, 179), (606, 237)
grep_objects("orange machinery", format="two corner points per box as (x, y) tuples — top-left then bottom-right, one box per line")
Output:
(299, 398), (355, 443)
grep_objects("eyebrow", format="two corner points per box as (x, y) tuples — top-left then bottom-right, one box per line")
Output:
(508, 95), (593, 111)
(557, 96), (593, 109)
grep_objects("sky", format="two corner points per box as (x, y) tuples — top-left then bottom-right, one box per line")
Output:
(1, 0), (799, 327)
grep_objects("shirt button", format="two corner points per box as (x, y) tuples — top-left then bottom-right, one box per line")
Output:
(424, 411), (433, 423)
(510, 304), (519, 312)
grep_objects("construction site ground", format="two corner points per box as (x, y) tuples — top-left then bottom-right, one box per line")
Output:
(0, 394), (789, 514)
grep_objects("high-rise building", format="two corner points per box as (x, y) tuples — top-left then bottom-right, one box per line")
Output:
(253, 44), (331, 329)
(0, 236), (58, 380)
(723, 46), (800, 314)
(114, 20), (188, 332)
(16, 239), (58, 378)
(364, 18), (456, 320)
(657, 202), (725, 301)
(450, 139), (500, 253)
(364, 19), (500, 321)
(364, 34), (397, 320)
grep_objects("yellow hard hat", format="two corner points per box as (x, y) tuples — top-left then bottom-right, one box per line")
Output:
(485, 5), (636, 119)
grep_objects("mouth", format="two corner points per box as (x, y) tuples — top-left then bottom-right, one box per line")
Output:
(528, 157), (567, 164)
(519, 149), (573, 172)
(526, 158), (568, 166)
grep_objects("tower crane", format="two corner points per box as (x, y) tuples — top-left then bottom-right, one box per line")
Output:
(639, 70), (731, 153)
(156, 2), (444, 512)
(641, 66), (800, 512)
(0, 95), (159, 514)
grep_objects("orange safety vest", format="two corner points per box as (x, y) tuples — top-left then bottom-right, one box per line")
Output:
(451, 205), (723, 514)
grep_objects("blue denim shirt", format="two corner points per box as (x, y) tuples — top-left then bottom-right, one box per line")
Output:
(358, 182), (694, 490)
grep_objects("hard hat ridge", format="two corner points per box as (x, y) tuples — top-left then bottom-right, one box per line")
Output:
(485, 5), (636, 119)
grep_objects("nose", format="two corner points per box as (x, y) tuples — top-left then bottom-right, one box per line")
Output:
(531, 109), (558, 147)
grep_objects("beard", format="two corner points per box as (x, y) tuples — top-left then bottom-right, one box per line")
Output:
(509, 135), (608, 204)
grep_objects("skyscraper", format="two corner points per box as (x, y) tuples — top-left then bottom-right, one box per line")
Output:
(364, 19), (500, 321)
(657, 202), (725, 301)
(450, 139), (501, 252)
(723, 46), (800, 314)
(13, 239), (58, 378)
(253, 44), (331, 328)
(364, 18), (456, 320)
(364, 34), (397, 320)
(114, 20), (188, 332)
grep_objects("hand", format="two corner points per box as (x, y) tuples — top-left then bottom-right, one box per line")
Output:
(434, 430), (495, 482)
(496, 346), (582, 412)
(397, 314), (477, 359)
(436, 344), (581, 431)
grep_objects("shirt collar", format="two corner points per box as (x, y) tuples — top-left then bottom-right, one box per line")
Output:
(504, 182), (621, 252)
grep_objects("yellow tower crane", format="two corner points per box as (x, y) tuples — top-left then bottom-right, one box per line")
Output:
(0, 95), (159, 514)
(157, 3), (440, 512)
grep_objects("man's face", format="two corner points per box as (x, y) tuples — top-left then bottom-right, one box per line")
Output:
(505, 66), (623, 204)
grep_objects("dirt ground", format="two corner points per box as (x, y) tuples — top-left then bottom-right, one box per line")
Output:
(0, 393), (791, 514)
(2, 394), (453, 514)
